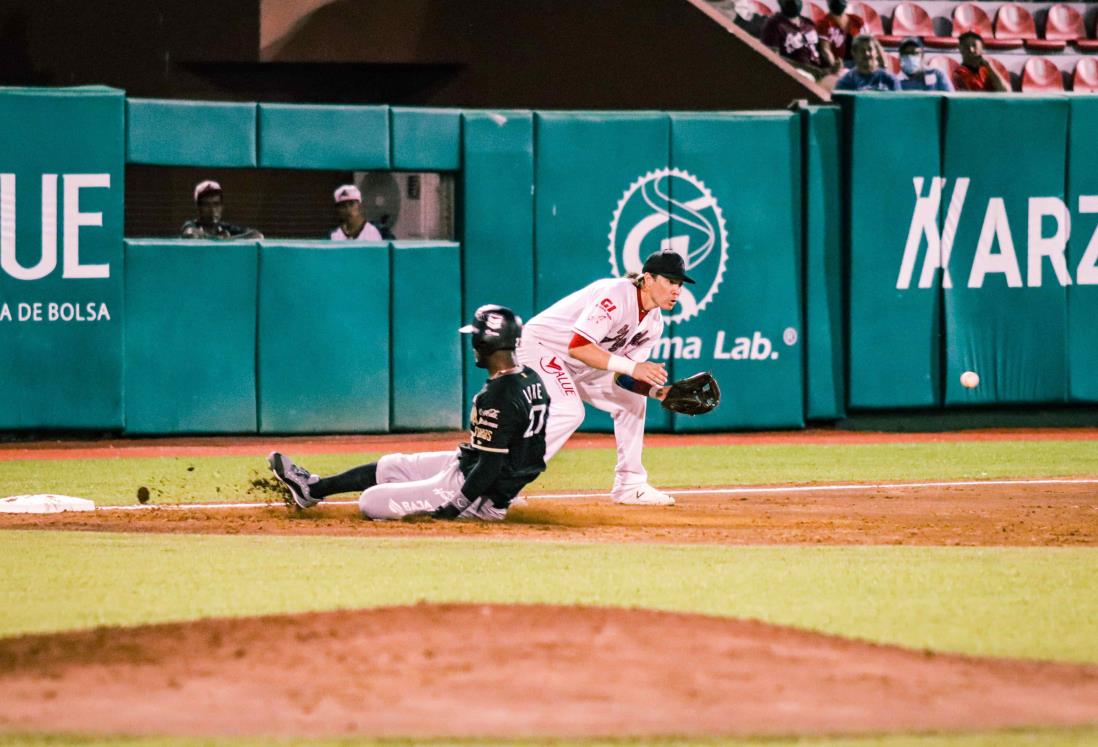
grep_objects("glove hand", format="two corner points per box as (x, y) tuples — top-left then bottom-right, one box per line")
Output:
(660, 372), (721, 416)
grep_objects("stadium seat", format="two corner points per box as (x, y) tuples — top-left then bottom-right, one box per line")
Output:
(1022, 57), (1064, 91)
(996, 4), (1066, 52)
(753, 0), (776, 17)
(889, 2), (957, 47)
(1072, 58), (1098, 92)
(848, 2), (885, 36)
(808, 2), (828, 24)
(989, 57), (1015, 90)
(885, 53), (901, 75)
(954, 3), (1021, 50)
(1044, 4), (1098, 51)
(1044, 4), (1082, 41)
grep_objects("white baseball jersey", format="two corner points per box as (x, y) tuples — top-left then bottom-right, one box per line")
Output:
(330, 222), (383, 241)
(523, 277), (664, 363)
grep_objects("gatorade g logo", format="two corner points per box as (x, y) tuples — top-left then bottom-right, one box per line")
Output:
(608, 168), (729, 323)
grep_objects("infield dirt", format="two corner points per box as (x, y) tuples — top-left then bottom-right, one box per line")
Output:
(2, 481), (1094, 546)
(2, 430), (1096, 740)
(1, 604), (1098, 739)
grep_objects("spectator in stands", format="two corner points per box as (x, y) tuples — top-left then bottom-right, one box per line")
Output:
(834, 34), (902, 90)
(330, 184), (383, 241)
(722, 0), (767, 37)
(953, 32), (1009, 92)
(761, 0), (831, 81)
(180, 181), (263, 240)
(817, 0), (863, 73)
(897, 37), (953, 91)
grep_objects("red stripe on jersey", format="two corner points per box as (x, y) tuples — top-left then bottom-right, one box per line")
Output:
(569, 332), (595, 350)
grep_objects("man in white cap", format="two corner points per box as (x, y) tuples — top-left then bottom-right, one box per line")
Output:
(330, 184), (383, 241)
(179, 180), (263, 240)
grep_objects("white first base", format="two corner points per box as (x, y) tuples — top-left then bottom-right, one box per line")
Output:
(0, 494), (96, 513)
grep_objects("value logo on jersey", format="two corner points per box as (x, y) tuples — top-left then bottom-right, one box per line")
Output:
(538, 356), (577, 396)
(607, 168), (729, 323)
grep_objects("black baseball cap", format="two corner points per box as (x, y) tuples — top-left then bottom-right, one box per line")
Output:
(899, 36), (923, 52)
(642, 251), (696, 284)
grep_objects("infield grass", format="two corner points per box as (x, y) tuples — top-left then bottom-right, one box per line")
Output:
(2, 439), (1097, 506)
(4, 727), (1098, 746)
(2, 531), (1095, 664)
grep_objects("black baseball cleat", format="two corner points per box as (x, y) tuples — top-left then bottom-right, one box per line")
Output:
(268, 452), (320, 509)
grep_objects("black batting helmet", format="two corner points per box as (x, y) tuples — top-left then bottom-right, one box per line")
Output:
(459, 304), (523, 355)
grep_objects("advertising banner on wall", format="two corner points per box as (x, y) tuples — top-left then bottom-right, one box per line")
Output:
(0, 87), (124, 429)
(534, 112), (672, 432)
(842, 93), (943, 410)
(942, 97), (1070, 405)
(533, 111), (805, 432)
(669, 113), (803, 431)
(1067, 97), (1098, 403)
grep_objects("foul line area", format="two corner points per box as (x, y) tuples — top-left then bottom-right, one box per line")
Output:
(97, 477), (1098, 512)
(3, 428), (1098, 462)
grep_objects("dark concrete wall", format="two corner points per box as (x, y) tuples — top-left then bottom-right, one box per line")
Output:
(0, 0), (823, 108)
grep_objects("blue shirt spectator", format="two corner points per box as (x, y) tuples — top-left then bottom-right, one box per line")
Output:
(834, 34), (902, 91)
(835, 67), (902, 90)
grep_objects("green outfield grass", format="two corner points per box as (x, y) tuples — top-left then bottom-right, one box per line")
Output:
(2, 439), (1097, 505)
(3, 439), (1095, 746)
(2, 531), (1095, 663)
(4, 728), (1098, 746)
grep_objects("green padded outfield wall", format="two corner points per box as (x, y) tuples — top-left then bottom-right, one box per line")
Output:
(842, 93), (943, 409)
(258, 104), (390, 170)
(533, 112), (672, 433)
(123, 240), (258, 434)
(127, 99), (257, 166)
(802, 106), (845, 420)
(669, 113), (803, 431)
(391, 241), (462, 431)
(257, 242), (391, 433)
(942, 96), (1069, 405)
(0, 87), (125, 429)
(460, 111), (535, 416)
(391, 108), (462, 171)
(1067, 96), (1098, 402)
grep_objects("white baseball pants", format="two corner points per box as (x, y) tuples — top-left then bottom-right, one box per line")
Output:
(517, 336), (648, 494)
(358, 450), (504, 521)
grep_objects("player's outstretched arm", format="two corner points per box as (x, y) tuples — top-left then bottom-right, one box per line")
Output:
(568, 341), (667, 387)
(613, 374), (669, 400)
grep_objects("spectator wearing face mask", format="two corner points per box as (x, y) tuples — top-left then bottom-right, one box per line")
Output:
(816, 0), (864, 73)
(762, 0), (831, 81)
(896, 37), (953, 91)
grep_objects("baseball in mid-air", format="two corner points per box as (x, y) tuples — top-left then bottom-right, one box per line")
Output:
(960, 371), (980, 389)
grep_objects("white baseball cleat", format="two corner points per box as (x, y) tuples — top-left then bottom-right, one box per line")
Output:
(612, 484), (675, 506)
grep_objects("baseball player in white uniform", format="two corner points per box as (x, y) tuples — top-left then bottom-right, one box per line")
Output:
(517, 250), (692, 506)
(330, 184), (383, 241)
